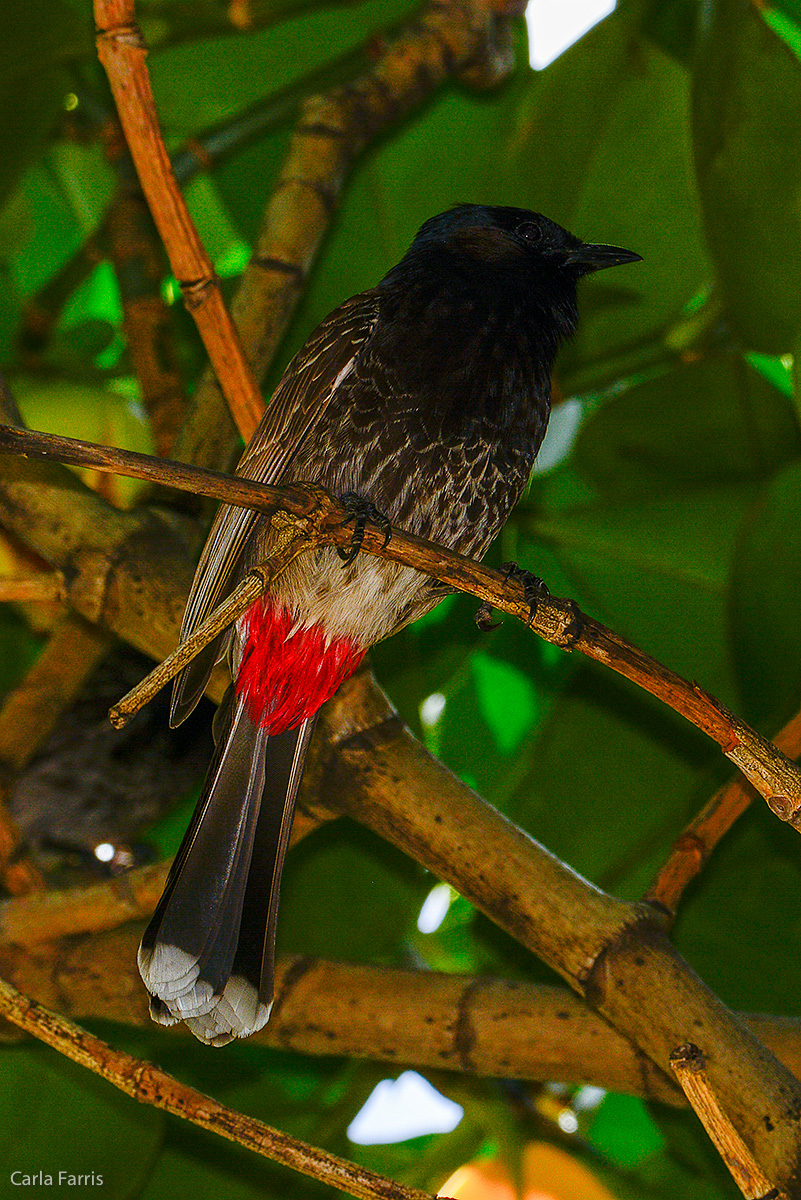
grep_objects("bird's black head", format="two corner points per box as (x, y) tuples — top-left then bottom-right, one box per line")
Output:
(375, 204), (641, 421)
(410, 204), (641, 281)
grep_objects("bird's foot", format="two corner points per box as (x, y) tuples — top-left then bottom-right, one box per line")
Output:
(337, 492), (392, 566)
(500, 562), (550, 627)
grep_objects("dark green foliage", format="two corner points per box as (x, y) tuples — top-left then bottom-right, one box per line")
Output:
(1, 1), (801, 1197)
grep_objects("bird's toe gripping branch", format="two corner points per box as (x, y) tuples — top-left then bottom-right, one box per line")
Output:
(336, 492), (392, 566)
(474, 563), (552, 633)
(500, 562), (551, 626)
(497, 562), (585, 646)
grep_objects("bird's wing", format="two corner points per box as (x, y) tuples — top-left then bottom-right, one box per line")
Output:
(170, 290), (380, 726)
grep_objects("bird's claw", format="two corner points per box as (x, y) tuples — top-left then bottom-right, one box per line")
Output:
(475, 601), (501, 633)
(500, 562), (550, 627)
(337, 492), (392, 567)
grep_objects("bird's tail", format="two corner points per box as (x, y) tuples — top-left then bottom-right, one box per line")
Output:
(138, 687), (313, 1045)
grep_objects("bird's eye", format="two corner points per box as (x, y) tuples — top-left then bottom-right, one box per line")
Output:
(519, 222), (543, 244)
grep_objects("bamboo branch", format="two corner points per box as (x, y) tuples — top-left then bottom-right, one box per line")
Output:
(317, 668), (801, 1192)
(0, 974), (435, 1200)
(3, 422), (801, 830)
(5, 895), (801, 1111)
(0, 924), (768, 1107)
(94, 0), (265, 441)
(671, 1043), (786, 1200)
(0, 802), (330, 948)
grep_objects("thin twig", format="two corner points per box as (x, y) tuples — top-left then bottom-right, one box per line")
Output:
(109, 571), (266, 727)
(0, 974), (435, 1200)
(670, 1043), (786, 1200)
(94, 0), (265, 440)
(646, 707), (801, 915)
(3, 422), (801, 828)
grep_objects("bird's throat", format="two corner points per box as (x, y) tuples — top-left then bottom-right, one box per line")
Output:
(236, 599), (366, 735)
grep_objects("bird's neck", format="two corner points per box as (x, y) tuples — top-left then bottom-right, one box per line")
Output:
(376, 251), (577, 412)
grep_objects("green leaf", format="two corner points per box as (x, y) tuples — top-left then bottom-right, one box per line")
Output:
(137, 1120), (305, 1200)
(5, 164), (84, 297)
(562, 35), (710, 379)
(0, 608), (41, 697)
(0, 1), (92, 212)
(277, 819), (427, 963)
(0, 1045), (162, 1199)
(642, 0), (699, 64)
(502, 661), (715, 898)
(643, 1106), (741, 1200)
(587, 1093), (664, 1168)
(150, 0), (411, 136)
(471, 650), (540, 755)
(571, 353), (801, 503)
(496, 0), (648, 230)
(522, 483), (749, 697)
(48, 142), (116, 236)
(674, 800), (801, 1015)
(693, 2), (801, 351)
(764, 4), (801, 61)
(730, 459), (801, 725)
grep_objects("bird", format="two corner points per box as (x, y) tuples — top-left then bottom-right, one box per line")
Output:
(138, 204), (641, 1044)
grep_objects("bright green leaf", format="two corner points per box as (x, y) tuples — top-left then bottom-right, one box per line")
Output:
(471, 650), (540, 755)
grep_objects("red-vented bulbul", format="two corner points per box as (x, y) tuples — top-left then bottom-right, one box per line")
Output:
(138, 204), (640, 1044)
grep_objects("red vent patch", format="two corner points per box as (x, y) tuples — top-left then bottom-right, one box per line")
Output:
(236, 600), (366, 735)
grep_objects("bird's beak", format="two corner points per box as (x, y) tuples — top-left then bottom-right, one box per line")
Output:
(565, 243), (642, 272)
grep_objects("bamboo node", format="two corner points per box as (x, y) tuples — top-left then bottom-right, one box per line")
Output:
(670, 1042), (787, 1200)
(180, 276), (220, 310)
(96, 22), (145, 49)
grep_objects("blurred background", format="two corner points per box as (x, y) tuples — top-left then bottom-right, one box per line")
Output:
(1, 0), (800, 1196)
